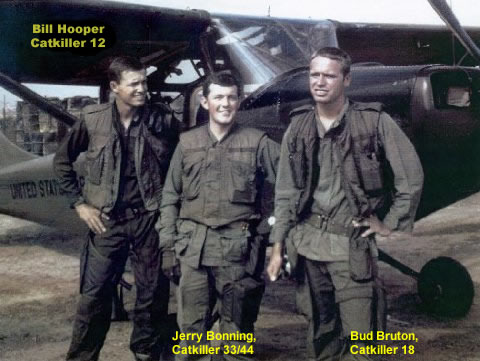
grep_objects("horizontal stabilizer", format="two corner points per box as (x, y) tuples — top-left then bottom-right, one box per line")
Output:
(0, 128), (37, 168)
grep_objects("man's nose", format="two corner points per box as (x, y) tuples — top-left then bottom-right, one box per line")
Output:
(221, 97), (230, 107)
(317, 74), (326, 85)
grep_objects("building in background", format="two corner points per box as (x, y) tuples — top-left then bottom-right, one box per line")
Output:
(10, 96), (97, 155)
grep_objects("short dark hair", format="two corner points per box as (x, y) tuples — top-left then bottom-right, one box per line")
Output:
(108, 56), (145, 83)
(311, 47), (351, 76)
(202, 71), (242, 97)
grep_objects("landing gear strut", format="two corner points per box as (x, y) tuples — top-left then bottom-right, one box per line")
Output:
(379, 250), (474, 317)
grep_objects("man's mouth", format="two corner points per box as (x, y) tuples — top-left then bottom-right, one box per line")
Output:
(313, 89), (328, 96)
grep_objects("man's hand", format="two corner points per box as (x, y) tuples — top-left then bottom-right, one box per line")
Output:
(352, 215), (391, 238)
(75, 203), (107, 234)
(161, 249), (181, 284)
(267, 243), (284, 282)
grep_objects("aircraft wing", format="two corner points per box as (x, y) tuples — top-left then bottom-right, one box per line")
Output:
(2, 1), (480, 88)
(335, 21), (480, 67)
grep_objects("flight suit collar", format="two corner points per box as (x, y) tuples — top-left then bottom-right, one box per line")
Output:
(112, 101), (143, 136)
(206, 121), (239, 146)
(315, 100), (349, 138)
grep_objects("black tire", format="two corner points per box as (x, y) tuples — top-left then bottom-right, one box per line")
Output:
(417, 257), (474, 317)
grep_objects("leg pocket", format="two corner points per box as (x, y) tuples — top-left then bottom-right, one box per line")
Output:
(220, 236), (249, 263)
(349, 237), (373, 281)
(174, 220), (196, 258)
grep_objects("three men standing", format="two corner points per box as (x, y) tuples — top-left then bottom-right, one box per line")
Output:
(267, 47), (423, 360)
(159, 71), (279, 361)
(55, 47), (423, 361)
(54, 56), (179, 361)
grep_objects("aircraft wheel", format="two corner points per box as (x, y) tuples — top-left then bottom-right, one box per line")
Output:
(417, 257), (474, 317)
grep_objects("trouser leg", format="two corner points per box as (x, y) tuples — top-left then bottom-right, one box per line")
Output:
(328, 261), (374, 361)
(130, 211), (171, 359)
(304, 259), (342, 361)
(214, 265), (256, 361)
(176, 263), (212, 361)
(66, 229), (128, 361)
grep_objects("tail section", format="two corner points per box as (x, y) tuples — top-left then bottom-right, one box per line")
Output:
(0, 128), (37, 168)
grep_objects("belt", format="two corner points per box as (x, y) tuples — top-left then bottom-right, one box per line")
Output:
(106, 205), (149, 222)
(225, 221), (251, 231)
(305, 213), (356, 238)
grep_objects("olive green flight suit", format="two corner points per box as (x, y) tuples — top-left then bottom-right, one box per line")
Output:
(270, 101), (423, 361)
(159, 123), (279, 361)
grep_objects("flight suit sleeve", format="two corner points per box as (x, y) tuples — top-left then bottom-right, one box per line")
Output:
(378, 113), (424, 232)
(269, 125), (298, 245)
(53, 118), (89, 207)
(157, 143), (184, 250)
(146, 103), (181, 178)
(256, 135), (280, 186)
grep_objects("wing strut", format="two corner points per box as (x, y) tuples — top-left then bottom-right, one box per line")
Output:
(0, 71), (79, 127)
(428, 0), (480, 64)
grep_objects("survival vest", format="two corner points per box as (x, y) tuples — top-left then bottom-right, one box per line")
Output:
(178, 124), (267, 226)
(286, 101), (391, 220)
(82, 102), (174, 213)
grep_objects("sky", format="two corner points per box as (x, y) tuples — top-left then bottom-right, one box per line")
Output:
(1, 0), (479, 109)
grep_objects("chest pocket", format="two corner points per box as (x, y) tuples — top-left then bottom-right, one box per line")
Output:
(352, 135), (384, 193)
(182, 150), (204, 200)
(86, 135), (110, 185)
(227, 150), (257, 204)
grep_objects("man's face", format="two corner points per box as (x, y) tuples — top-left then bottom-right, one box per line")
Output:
(309, 56), (351, 105)
(200, 84), (240, 127)
(110, 69), (147, 108)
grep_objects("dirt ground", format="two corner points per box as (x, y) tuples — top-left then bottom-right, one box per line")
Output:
(1, 193), (480, 361)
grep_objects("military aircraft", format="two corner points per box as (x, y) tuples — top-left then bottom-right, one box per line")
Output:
(0, 0), (479, 317)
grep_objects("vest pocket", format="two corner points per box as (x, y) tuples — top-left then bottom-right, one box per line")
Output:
(228, 160), (257, 204)
(182, 153), (204, 200)
(354, 137), (383, 192)
(85, 145), (106, 185)
(288, 147), (306, 189)
(357, 155), (383, 192)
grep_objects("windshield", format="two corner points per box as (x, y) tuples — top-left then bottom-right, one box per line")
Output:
(212, 16), (338, 90)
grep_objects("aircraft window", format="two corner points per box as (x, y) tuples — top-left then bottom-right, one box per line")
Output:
(165, 60), (204, 84)
(188, 86), (205, 129)
(430, 71), (472, 110)
(160, 92), (184, 124)
(446, 87), (471, 107)
(146, 66), (157, 76)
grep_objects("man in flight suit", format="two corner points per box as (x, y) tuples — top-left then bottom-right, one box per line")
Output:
(54, 56), (179, 361)
(267, 47), (424, 360)
(159, 71), (279, 361)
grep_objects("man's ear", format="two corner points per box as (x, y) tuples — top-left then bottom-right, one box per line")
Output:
(344, 73), (352, 87)
(110, 80), (118, 94)
(200, 95), (209, 111)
